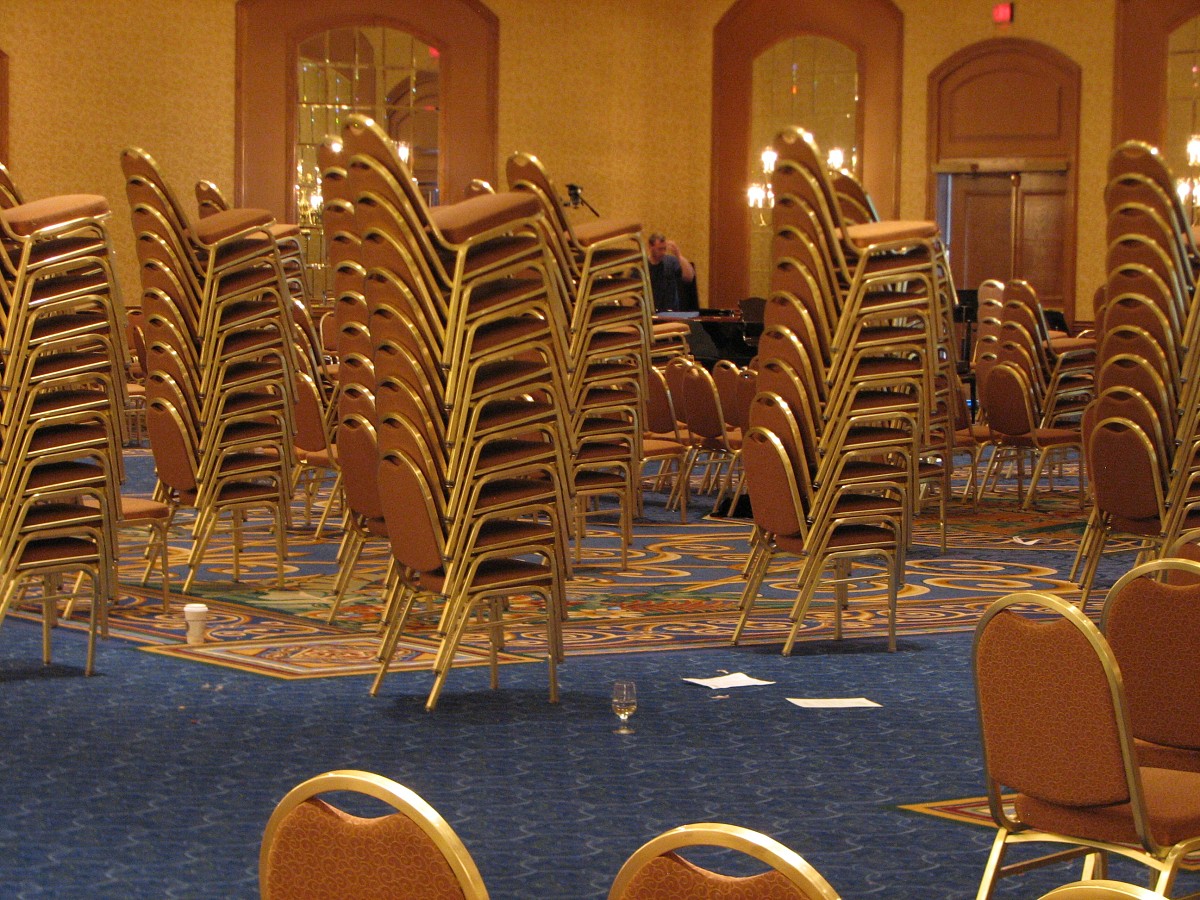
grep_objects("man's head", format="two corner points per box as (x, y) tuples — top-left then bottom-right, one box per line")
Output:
(647, 232), (666, 264)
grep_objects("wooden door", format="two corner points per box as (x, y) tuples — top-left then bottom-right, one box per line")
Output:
(942, 167), (1068, 311)
(928, 39), (1080, 322)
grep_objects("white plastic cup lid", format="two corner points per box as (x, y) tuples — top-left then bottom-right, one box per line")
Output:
(183, 603), (209, 615)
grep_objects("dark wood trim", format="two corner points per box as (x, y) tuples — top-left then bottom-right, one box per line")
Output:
(235, 0), (498, 220)
(709, 0), (903, 309)
(0, 50), (8, 166)
(933, 158), (1069, 175)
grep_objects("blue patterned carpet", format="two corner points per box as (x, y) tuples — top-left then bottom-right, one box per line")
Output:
(0, 451), (1188, 898)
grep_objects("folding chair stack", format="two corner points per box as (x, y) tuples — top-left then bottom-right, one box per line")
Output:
(1072, 140), (1200, 599)
(121, 148), (299, 592)
(505, 151), (653, 565)
(332, 116), (570, 709)
(0, 164), (132, 674)
(760, 125), (957, 548)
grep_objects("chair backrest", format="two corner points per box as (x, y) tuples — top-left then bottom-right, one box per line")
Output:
(973, 592), (1144, 826)
(748, 392), (819, 511)
(504, 151), (573, 245)
(1087, 384), (1171, 478)
(1104, 262), (1184, 340)
(681, 364), (731, 444)
(662, 355), (694, 416)
(1101, 558), (1200, 751)
(376, 447), (447, 576)
(831, 168), (878, 225)
(195, 179), (230, 218)
(1094, 353), (1175, 439)
(741, 426), (806, 537)
(335, 400), (385, 522)
(1003, 279), (1076, 359)
(712, 360), (746, 431)
(0, 160), (24, 209)
(1037, 880), (1164, 900)
(644, 366), (681, 438)
(1082, 411), (1165, 521)
(1096, 324), (1175, 401)
(608, 822), (841, 900)
(979, 361), (1037, 439)
(293, 371), (331, 454)
(260, 769), (488, 900)
(1100, 293), (1179, 371)
(1107, 141), (1195, 246)
(145, 394), (199, 496)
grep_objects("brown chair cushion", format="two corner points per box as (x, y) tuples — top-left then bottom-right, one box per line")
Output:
(192, 207), (274, 243)
(572, 217), (642, 246)
(431, 191), (542, 244)
(841, 219), (939, 249)
(1015, 766), (1200, 848)
(2, 194), (110, 236)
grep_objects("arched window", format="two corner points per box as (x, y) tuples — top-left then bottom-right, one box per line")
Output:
(295, 26), (440, 220)
(236, 0), (496, 222)
(1167, 11), (1200, 211)
(747, 36), (859, 297)
(1113, 0), (1200, 146)
(710, 0), (902, 307)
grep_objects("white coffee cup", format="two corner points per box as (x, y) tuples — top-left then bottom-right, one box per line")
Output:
(183, 603), (209, 645)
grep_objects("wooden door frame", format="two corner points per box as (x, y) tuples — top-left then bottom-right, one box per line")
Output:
(235, 0), (498, 222)
(710, 0), (903, 309)
(927, 38), (1080, 322)
(0, 50), (8, 166)
(1113, 0), (1200, 145)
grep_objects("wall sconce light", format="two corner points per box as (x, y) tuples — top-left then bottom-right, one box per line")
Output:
(1179, 135), (1200, 225)
(748, 147), (778, 226)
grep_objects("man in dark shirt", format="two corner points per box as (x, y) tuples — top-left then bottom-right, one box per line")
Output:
(647, 231), (696, 312)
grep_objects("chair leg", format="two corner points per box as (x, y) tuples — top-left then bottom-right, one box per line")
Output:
(782, 553), (827, 656)
(274, 501), (287, 589)
(313, 471), (343, 539)
(731, 544), (773, 645)
(974, 828), (1010, 900)
(370, 579), (418, 697)
(1069, 506), (1099, 583)
(328, 528), (367, 625)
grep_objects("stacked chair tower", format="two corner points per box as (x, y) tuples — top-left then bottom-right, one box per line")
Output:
(318, 115), (650, 711)
(505, 151), (653, 567)
(0, 163), (133, 675)
(1074, 140), (1200, 600)
(734, 125), (959, 652)
(121, 148), (302, 594)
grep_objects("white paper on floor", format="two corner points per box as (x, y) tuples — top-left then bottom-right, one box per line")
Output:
(683, 673), (776, 689)
(787, 697), (881, 709)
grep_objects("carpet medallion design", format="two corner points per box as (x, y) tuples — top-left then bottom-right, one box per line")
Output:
(3, 470), (1133, 681)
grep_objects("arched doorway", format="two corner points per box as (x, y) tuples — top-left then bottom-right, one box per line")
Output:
(928, 38), (1081, 323)
(235, 0), (497, 221)
(710, 0), (903, 309)
(1114, 0), (1200, 146)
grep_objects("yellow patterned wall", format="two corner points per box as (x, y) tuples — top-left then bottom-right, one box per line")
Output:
(894, 0), (1115, 319)
(0, 0), (1123, 316)
(0, 0), (237, 305)
(488, 0), (723, 302)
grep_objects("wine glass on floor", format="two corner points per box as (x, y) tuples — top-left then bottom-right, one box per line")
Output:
(612, 680), (637, 734)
